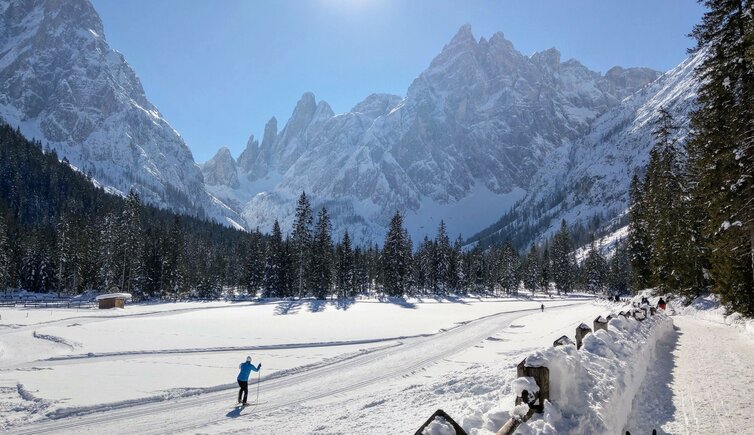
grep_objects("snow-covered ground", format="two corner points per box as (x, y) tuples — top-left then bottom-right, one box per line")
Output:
(1, 294), (608, 433)
(626, 315), (754, 434)
(622, 292), (754, 435)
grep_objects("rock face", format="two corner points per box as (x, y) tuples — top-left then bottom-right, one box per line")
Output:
(207, 24), (660, 242)
(468, 48), (704, 249)
(202, 147), (239, 188)
(0, 0), (237, 223)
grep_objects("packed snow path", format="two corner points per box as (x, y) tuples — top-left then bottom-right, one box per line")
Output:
(12, 303), (587, 434)
(626, 316), (754, 434)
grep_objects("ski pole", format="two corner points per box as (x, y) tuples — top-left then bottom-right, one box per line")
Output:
(254, 368), (261, 403)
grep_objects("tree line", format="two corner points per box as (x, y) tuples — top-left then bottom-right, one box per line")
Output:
(628, 0), (753, 315)
(0, 121), (626, 300)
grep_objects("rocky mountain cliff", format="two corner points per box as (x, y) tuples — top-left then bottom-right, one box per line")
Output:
(0, 0), (241, 225)
(467, 48), (704, 249)
(204, 24), (660, 242)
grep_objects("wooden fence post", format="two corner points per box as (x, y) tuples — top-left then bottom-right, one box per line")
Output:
(593, 316), (608, 332)
(553, 335), (574, 347)
(576, 323), (592, 350)
(515, 359), (550, 413)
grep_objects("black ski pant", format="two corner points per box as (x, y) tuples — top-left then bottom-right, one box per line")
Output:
(238, 380), (248, 403)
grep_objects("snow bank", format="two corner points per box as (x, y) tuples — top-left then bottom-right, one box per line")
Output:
(669, 294), (754, 342)
(515, 312), (673, 434)
(422, 416), (457, 435)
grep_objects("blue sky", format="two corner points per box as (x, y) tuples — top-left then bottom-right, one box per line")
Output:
(91, 0), (705, 163)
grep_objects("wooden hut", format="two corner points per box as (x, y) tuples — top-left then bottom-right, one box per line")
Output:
(95, 293), (132, 309)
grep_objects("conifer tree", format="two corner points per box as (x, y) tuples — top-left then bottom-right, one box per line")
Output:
(264, 220), (287, 297)
(646, 108), (685, 292)
(55, 213), (75, 296)
(291, 192), (313, 298)
(98, 213), (119, 292)
(162, 216), (187, 298)
(119, 190), (144, 297)
(432, 220), (450, 293)
(628, 174), (653, 291)
(382, 211), (409, 296)
(449, 236), (465, 292)
(551, 221), (575, 293)
(584, 242), (608, 293)
(608, 241), (631, 296)
(311, 207), (333, 299)
(243, 229), (265, 296)
(539, 245), (551, 293)
(335, 230), (354, 298)
(498, 240), (520, 294)
(415, 236), (433, 293)
(523, 244), (540, 292)
(687, 0), (754, 313)
(0, 214), (8, 293)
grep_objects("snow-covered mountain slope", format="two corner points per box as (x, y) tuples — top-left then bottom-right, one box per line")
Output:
(207, 25), (659, 243)
(0, 0), (239, 224)
(468, 48), (703, 249)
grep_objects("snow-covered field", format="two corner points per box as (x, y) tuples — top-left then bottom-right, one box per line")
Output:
(0, 294), (611, 433)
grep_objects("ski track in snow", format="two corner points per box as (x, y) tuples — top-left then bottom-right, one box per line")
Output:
(0, 302), (268, 336)
(10, 303), (587, 434)
(626, 316), (754, 434)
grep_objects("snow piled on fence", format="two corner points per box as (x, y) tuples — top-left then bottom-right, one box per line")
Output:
(669, 294), (754, 342)
(515, 312), (673, 434)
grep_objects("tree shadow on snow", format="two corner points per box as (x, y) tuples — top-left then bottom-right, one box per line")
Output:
(335, 298), (356, 311)
(430, 294), (470, 305)
(624, 325), (681, 435)
(377, 295), (416, 309)
(274, 299), (303, 316)
(307, 299), (327, 313)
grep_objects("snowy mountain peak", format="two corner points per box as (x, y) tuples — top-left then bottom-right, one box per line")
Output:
(350, 93), (403, 119)
(0, 0), (240, 224)
(206, 24), (662, 243)
(531, 47), (561, 70)
(202, 146), (239, 188)
(449, 23), (475, 45)
(469, 48), (704, 249)
(237, 134), (259, 173)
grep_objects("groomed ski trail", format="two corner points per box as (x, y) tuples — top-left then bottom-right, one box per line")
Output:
(626, 315), (754, 434)
(12, 302), (587, 434)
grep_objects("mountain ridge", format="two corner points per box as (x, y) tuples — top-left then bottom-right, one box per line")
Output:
(0, 0), (243, 227)
(203, 24), (661, 243)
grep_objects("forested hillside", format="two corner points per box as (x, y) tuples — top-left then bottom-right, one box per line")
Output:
(0, 123), (248, 299)
(0, 122), (623, 299)
(628, 0), (753, 315)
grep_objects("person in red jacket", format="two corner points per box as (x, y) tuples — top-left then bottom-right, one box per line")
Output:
(657, 297), (667, 310)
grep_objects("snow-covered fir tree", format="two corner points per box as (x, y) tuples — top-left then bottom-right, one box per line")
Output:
(551, 221), (575, 294)
(522, 244), (540, 292)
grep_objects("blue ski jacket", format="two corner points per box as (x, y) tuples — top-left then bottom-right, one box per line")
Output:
(237, 361), (261, 381)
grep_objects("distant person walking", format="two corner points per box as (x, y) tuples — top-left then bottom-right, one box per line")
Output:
(541, 303), (544, 312)
(237, 356), (261, 405)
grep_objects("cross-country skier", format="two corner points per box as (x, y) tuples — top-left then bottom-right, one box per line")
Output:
(237, 356), (261, 405)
